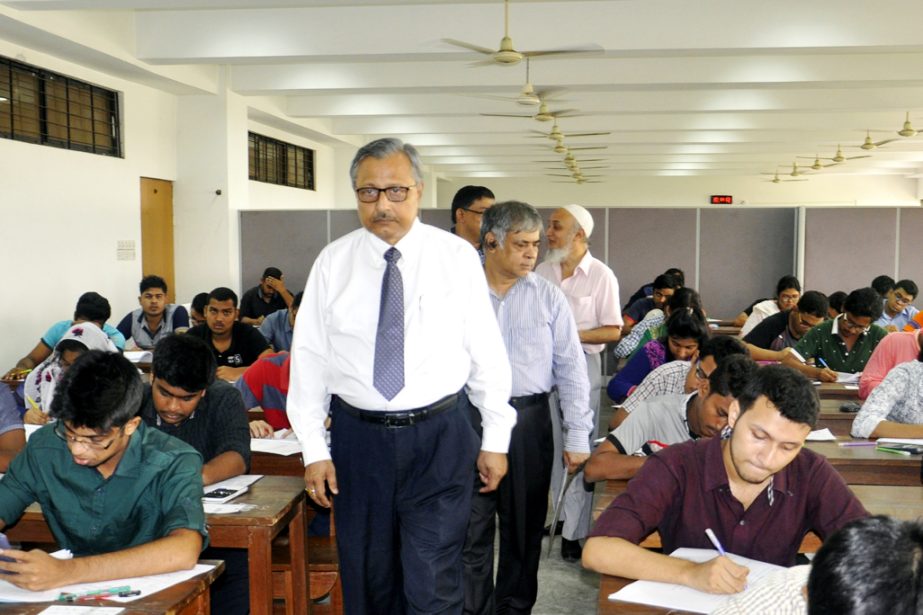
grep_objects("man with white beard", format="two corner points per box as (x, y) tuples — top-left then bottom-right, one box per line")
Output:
(535, 204), (623, 562)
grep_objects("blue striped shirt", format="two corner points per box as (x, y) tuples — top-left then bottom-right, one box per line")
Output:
(489, 273), (593, 452)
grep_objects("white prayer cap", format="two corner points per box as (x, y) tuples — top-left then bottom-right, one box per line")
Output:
(561, 204), (594, 238)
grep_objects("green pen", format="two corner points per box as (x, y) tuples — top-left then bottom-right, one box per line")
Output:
(876, 446), (912, 457)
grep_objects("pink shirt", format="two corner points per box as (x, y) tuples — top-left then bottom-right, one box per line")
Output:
(536, 250), (623, 355)
(858, 331), (921, 399)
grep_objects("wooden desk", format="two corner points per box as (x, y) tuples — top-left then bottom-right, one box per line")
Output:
(0, 559), (224, 615)
(805, 440), (920, 486)
(817, 399), (857, 437)
(711, 325), (741, 336)
(5, 476), (308, 615)
(250, 450), (305, 477)
(599, 574), (676, 614)
(816, 382), (860, 400)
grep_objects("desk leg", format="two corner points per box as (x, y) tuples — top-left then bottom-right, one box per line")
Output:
(288, 496), (308, 615)
(248, 527), (274, 615)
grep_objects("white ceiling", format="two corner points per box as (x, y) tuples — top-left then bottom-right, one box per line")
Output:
(7, 0), (923, 183)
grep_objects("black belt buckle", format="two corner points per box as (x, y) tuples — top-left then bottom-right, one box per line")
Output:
(383, 412), (415, 428)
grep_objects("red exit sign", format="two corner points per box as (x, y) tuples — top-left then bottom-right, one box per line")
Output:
(710, 195), (733, 205)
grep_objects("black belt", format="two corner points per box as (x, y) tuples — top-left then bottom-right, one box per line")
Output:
(335, 393), (458, 428)
(509, 392), (549, 410)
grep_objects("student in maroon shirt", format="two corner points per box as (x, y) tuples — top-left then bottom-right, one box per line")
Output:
(583, 365), (867, 595)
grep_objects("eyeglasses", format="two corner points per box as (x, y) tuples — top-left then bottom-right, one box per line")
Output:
(893, 292), (914, 306)
(840, 315), (870, 334)
(695, 362), (708, 380)
(54, 421), (123, 451)
(460, 207), (488, 216)
(355, 185), (417, 203)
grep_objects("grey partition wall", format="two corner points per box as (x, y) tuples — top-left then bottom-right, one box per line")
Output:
(898, 208), (923, 288)
(239, 210), (328, 295)
(804, 208), (898, 296)
(420, 209), (453, 232)
(607, 209), (697, 309)
(330, 209), (362, 242)
(699, 208), (796, 320)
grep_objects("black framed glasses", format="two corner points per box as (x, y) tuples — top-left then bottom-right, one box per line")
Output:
(54, 421), (122, 451)
(355, 185), (417, 203)
(893, 291), (914, 306)
(460, 207), (488, 216)
(840, 315), (870, 334)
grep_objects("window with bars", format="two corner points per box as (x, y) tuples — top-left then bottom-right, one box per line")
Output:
(0, 55), (121, 157)
(248, 132), (315, 191)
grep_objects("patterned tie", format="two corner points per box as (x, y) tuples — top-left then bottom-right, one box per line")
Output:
(374, 247), (405, 400)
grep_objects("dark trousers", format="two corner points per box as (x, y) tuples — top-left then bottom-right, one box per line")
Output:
(463, 394), (553, 615)
(201, 546), (249, 615)
(330, 393), (480, 615)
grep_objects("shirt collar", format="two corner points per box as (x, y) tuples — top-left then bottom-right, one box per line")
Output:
(364, 217), (422, 266)
(110, 421), (146, 479)
(574, 249), (594, 276)
(831, 313), (867, 338)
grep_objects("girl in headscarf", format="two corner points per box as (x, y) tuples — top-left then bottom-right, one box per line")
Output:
(23, 322), (117, 424)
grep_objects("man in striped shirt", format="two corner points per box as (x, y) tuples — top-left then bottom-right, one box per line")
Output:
(463, 201), (593, 615)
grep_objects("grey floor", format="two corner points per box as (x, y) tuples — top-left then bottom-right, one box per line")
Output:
(529, 396), (616, 614)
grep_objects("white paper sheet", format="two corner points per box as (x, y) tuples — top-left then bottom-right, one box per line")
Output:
(806, 428), (837, 441)
(0, 564), (215, 604)
(877, 438), (923, 446)
(122, 351), (152, 363)
(249, 438), (303, 456)
(203, 474), (262, 490)
(39, 607), (124, 614)
(607, 548), (785, 614)
(835, 372), (861, 384)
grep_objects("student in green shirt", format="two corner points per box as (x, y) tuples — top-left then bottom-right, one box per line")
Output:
(0, 350), (207, 591)
(783, 287), (887, 381)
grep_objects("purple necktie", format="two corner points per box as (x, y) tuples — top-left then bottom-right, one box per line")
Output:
(374, 247), (405, 400)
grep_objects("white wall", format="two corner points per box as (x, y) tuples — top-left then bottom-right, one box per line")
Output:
(0, 39), (177, 370)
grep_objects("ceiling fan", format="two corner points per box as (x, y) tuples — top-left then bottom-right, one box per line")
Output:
(443, 0), (601, 67)
(796, 154), (840, 171)
(551, 143), (607, 154)
(761, 170), (807, 184)
(809, 145), (870, 164)
(482, 100), (580, 122)
(529, 120), (610, 141)
(476, 58), (565, 106)
(859, 129), (897, 151)
(898, 111), (919, 137)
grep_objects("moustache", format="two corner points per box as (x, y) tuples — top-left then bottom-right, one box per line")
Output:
(373, 213), (398, 222)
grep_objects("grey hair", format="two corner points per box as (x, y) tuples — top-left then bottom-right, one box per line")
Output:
(349, 138), (424, 187)
(479, 200), (544, 249)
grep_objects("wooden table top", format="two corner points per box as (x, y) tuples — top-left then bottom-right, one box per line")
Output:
(205, 475), (305, 529)
(0, 559), (225, 615)
(816, 382), (860, 400)
(250, 449), (305, 478)
(805, 440), (921, 486)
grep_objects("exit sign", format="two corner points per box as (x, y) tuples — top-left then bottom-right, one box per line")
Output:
(710, 195), (733, 205)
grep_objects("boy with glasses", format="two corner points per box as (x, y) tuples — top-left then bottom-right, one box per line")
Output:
(875, 279), (918, 332)
(783, 287), (887, 382)
(0, 350), (206, 590)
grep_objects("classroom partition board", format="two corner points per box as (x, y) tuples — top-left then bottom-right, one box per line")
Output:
(898, 208), (923, 298)
(420, 209), (453, 233)
(804, 208), (898, 296)
(699, 208), (797, 321)
(329, 209), (362, 242)
(239, 210), (327, 295)
(607, 208), (697, 310)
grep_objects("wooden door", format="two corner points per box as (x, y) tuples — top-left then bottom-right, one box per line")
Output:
(139, 177), (176, 303)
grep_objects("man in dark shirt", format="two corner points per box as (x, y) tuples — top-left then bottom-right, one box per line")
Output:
(743, 290), (828, 362)
(583, 365), (867, 594)
(621, 273), (682, 336)
(239, 267), (293, 326)
(140, 333), (251, 614)
(186, 287), (272, 381)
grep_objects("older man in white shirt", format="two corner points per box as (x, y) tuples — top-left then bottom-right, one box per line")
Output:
(288, 138), (516, 615)
(535, 203), (623, 562)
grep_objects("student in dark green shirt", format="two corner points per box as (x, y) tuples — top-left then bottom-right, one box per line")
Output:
(0, 350), (206, 591)
(784, 287), (887, 381)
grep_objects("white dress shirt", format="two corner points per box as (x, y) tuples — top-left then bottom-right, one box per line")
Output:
(288, 219), (517, 466)
(535, 250), (623, 355)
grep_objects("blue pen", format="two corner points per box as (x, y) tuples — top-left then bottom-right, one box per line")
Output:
(817, 357), (830, 369)
(705, 528), (726, 556)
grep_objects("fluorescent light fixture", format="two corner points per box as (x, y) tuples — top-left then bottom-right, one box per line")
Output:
(0, 96), (7, 103)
